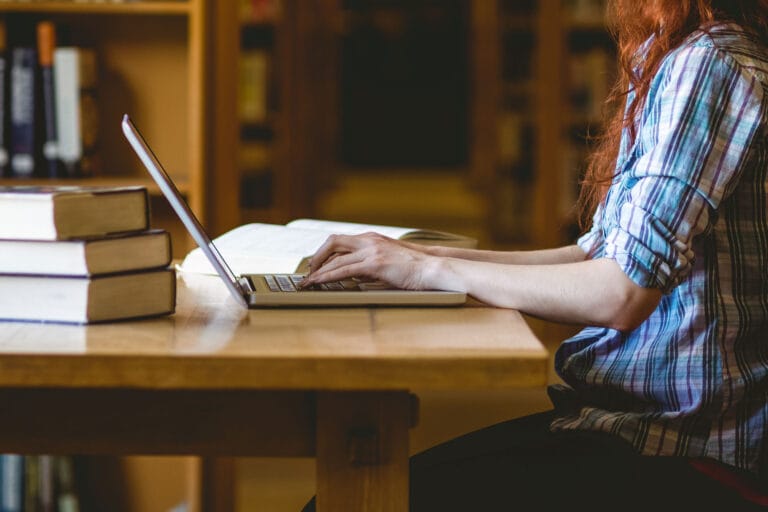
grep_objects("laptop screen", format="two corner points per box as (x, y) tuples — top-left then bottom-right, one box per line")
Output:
(121, 114), (249, 307)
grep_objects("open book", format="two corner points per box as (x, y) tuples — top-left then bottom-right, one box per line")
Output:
(178, 218), (477, 276)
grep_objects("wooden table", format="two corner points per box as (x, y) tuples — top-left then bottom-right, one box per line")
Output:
(0, 273), (548, 511)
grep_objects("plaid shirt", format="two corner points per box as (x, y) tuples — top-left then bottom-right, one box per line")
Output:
(551, 24), (768, 478)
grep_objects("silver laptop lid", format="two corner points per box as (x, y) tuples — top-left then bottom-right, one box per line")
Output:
(121, 114), (249, 307)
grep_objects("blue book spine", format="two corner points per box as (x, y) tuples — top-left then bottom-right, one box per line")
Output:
(38, 21), (60, 178)
(0, 455), (23, 512)
(10, 47), (36, 178)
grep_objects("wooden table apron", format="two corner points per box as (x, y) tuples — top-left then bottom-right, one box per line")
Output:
(0, 274), (548, 511)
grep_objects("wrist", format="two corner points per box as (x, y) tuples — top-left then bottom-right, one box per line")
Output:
(423, 255), (465, 293)
(423, 244), (447, 257)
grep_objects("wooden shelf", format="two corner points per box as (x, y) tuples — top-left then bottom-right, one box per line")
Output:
(0, 176), (190, 196)
(0, 0), (207, 221)
(0, 1), (191, 15)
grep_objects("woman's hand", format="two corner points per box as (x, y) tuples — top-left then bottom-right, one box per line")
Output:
(301, 235), (660, 332)
(301, 232), (440, 290)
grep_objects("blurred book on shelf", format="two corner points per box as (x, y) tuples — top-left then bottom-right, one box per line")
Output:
(9, 46), (36, 178)
(563, 0), (607, 24)
(239, 141), (272, 209)
(0, 21), (8, 178)
(236, 0), (281, 219)
(0, 17), (99, 180)
(37, 20), (61, 178)
(567, 47), (611, 124)
(239, 49), (269, 124)
(0, 455), (81, 512)
(240, 0), (281, 24)
(54, 45), (99, 178)
(1, 454), (22, 512)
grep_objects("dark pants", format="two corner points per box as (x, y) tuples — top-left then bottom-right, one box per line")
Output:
(302, 410), (765, 511)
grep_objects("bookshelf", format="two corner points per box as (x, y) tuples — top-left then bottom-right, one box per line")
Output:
(559, 0), (615, 241)
(0, 1), (208, 511)
(209, 0), (338, 236)
(480, 0), (613, 249)
(0, 0), (207, 256)
(206, 0), (613, 253)
(0, 2), (192, 15)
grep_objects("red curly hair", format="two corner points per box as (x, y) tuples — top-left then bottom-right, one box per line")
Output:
(577, 0), (768, 230)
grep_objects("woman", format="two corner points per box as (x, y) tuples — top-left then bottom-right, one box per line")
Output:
(303, 0), (768, 509)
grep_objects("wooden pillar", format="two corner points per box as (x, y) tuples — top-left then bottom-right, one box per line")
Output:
(469, 0), (500, 189)
(207, 0), (241, 234)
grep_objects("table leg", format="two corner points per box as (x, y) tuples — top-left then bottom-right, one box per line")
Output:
(316, 391), (412, 512)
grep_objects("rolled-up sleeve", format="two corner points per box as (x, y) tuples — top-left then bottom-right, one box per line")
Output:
(577, 204), (605, 257)
(604, 45), (765, 293)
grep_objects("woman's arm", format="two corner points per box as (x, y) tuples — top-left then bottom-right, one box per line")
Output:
(431, 255), (660, 331)
(303, 233), (660, 331)
(421, 244), (588, 265)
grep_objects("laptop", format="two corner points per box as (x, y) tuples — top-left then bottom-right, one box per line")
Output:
(121, 114), (467, 307)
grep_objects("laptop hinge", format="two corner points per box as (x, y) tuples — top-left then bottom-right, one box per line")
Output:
(238, 276), (255, 293)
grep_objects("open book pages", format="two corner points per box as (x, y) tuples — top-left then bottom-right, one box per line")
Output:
(178, 219), (477, 276)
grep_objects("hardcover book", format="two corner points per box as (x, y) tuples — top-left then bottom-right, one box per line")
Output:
(0, 185), (150, 240)
(0, 229), (171, 276)
(0, 268), (176, 324)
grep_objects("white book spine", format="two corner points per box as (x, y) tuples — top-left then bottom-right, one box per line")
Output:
(53, 48), (83, 172)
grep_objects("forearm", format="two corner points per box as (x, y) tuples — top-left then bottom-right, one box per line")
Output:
(425, 244), (587, 265)
(303, 234), (657, 329)
(425, 257), (661, 331)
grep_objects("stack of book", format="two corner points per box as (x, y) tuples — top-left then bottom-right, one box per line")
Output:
(0, 184), (175, 324)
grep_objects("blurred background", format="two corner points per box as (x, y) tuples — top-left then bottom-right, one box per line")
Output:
(0, 0), (615, 510)
(215, 0), (615, 253)
(216, 3), (614, 505)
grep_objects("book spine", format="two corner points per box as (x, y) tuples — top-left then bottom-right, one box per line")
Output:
(53, 47), (80, 178)
(0, 455), (23, 512)
(9, 47), (36, 178)
(55, 457), (79, 512)
(0, 20), (8, 178)
(22, 456), (38, 512)
(38, 456), (54, 512)
(54, 47), (98, 178)
(239, 49), (269, 124)
(77, 49), (98, 177)
(37, 21), (61, 178)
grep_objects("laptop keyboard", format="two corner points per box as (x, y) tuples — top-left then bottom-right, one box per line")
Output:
(262, 274), (360, 292)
